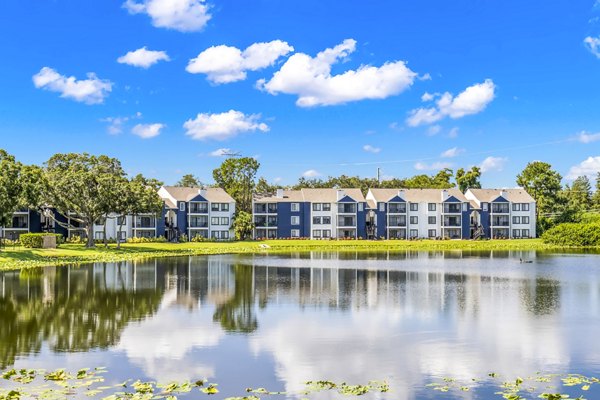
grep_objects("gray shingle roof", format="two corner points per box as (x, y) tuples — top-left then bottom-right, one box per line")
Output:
(160, 186), (235, 203)
(368, 188), (468, 203)
(467, 188), (535, 203)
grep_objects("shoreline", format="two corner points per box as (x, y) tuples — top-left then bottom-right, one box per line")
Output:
(0, 239), (594, 271)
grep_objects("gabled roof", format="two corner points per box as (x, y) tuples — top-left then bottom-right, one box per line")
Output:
(467, 189), (534, 203)
(254, 188), (366, 203)
(368, 188), (468, 203)
(160, 186), (235, 203)
(254, 190), (305, 203)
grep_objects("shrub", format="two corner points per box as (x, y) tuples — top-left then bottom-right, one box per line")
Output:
(541, 222), (600, 247)
(20, 233), (63, 248)
(66, 235), (86, 244)
(126, 236), (167, 244)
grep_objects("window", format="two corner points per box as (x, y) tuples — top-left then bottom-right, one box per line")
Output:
(118, 231), (126, 241)
(428, 203), (436, 211)
(179, 202), (185, 211)
(513, 216), (521, 224)
(428, 229), (436, 238)
(222, 231), (229, 239)
(522, 216), (530, 224)
(312, 203), (322, 211)
(428, 216), (436, 225)
(291, 203), (300, 212)
(358, 203), (364, 212)
(322, 216), (331, 224)
(379, 203), (385, 212)
(291, 229), (300, 238)
(410, 216), (418, 224)
(291, 216), (300, 225)
(410, 229), (419, 238)
(313, 229), (322, 238)
(313, 216), (321, 224)
(522, 229), (530, 238)
(117, 216), (126, 225)
(322, 230), (331, 238)
(410, 203), (418, 211)
(513, 203), (521, 211)
(94, 232), (103, 239)
(522, 203), (530, 211)
(513, 229), (521, 238)
(220, 217), (229, 225)
(221, 203), (229, 212)
(211, 217), (219, 225)
(323, 203), (331, 211)
(482, 203), (488, 211)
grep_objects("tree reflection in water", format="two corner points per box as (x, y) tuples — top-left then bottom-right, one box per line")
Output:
(212, 264), (257, 333)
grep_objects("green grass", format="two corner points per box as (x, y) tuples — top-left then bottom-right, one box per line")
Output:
(0, 238), (566, 271)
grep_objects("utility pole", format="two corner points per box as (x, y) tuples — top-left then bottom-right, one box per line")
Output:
(377, 167), (381, 184)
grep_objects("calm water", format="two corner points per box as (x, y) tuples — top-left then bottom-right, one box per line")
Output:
(1, 251), (600, 399)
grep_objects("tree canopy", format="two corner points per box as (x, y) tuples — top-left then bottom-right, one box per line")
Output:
(213, 157), (260, 214)
(516, 161), (563, 220)
(175, 174), (202, 188)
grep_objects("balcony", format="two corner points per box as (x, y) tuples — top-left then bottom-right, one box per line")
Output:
(134, 216), (156, 228)
(254, 203), (277, 214)
(189, 202), (208, 214)
(443, 216), (461, 227)
(338, 204), (356, 214)
(189, 217), (208, 228)
(338, 216), (356, 227)
(492, 217), (510, 227)
(10, 216), (28, 229)
(388, 203), (406, 213)
(443, 204), (462, 214)
(254, 216), (267, 227)
(491, 203), (509, 214)
(388, 216), (407, 227)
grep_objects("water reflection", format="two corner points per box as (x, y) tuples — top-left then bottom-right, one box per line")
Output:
(1, 251), (599, 399)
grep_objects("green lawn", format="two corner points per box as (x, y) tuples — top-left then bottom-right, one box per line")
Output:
(0, 238), (567, 271)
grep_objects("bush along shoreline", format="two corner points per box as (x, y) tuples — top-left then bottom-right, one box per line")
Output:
(541, 222), (600, 247)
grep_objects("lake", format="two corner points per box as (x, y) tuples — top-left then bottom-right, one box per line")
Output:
(1, 250), (600, 399)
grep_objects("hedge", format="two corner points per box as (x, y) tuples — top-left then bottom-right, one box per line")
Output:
(541, 222), (600, 247)
(19, 233), (64, 248)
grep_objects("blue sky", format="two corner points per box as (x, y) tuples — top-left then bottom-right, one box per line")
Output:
(1, 0), (600, 187)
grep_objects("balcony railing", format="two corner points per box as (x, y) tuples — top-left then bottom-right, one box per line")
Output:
(189, 203), (208, 213)
(11, 217), (28, 229)
(491, 204), (510, 213)
(134, 217), (156, 228)
(388, 204), (407, 213)
(189, 219), (208, 228)
(492, 219), (510, 227)
(443, 204), (462, 214)
(338, 204), (357, 214)
(443, 217), (462, 227)
(338, 217), (356, 227)
(254, 203), (277, 213)
(388, 217), (407, 227)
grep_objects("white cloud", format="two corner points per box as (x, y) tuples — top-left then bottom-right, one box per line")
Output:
(184, 110), (269, 140)
(441, 147), (465, 158)
(406, 79), (496, 126)
(101, 112), (142, 135)
(132, 123), (165, 138)
(258, 39), (418, 107)
(117, 47), (170, 68)
(479, 156), (507, 173)
(414, 161), (453, 171)
(186, 40), (293, 84)
(567, 156), (600, 179)
(421, 92), (436, 102)
(209, 148), (231, 156)
(427, 125), (442, 136)
(363, 144), (381, 154)
(575, 130), (600, 143)
(302, 169), (322, 178)
(32, 67), (112, 104)
(448, 127), (459, 138)
(123, 0), (211, 32)
(584, 36), (600, 58)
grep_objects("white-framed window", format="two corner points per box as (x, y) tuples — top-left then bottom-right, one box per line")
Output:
(312, 203), (321, 211)
(291, 203), (300, 212)
(410, 216), (418, 224)
(428, 216), (436, 224)
(322, 229), (331, 238)
(482, 203), (488, 211)
(323, 216), (331, 224)
(313, 229), (322, 238)
(118, 231), (126, 241)
(522, 216), (530, 224)
(222, 231), (229, 239)
(462, 203), (468, 211)
(358, 203), (364, 212)
(211, 217), (219, 225)
(428, 229), (436, 238)
(221, 217), (229, 225)
(313, 216), (321, 224)
(513, 216), (521, 224)
(379, 203), (385, 212)
(323, 203), (331, 211)
(522, 203), (530, 211)
(410, 203), (418, 211)
(212, 203), (220, 211)
(513, 229), (521, 238)
(410, 229), (419, 238)
(522, 229), (530, 238)
(94, 232), (103, 240)
(428, 203), (436, 211)
(291, 216), (300, 225)
(221, 203), (229, 211)
(179, 202), (185, 211)
(291, 229), (300, 238)
(513, 203), (521, 211)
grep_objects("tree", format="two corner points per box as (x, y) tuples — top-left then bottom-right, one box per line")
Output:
(176, 174), (201, 188)
(592, 172), (600, 210)
(213, 157), (260, 214)
(455, 166), (482, 192)
(255, 177), (281, 197)
(44, 153), (127, 248)
(0, 150), (22, 238)
(516, 161), (563, 220)
(233, 211), (254, 240)
(566, 176), (592, 214)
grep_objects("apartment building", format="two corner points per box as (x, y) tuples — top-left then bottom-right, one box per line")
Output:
(366, 189), (471, 239)
(158, 186), (236, 241)
(253, 188), (368, 239)
(465, 189), (536, 239)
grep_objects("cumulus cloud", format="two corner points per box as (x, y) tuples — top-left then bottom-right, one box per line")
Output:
(441, 147), (465, 158)
(117, 47), (170, 68)
(101, 112), (142, 135)
(567, 156), (600, 179)
(302, 169), (322, 178)
(184, 110), (269, 140)
(258, 39), (418, 107)
(575, 131), (600, 143)
(132, 123), (165, 138)
(186, 40), (293, 84)
(421, 92), (437, 102)
(427, 125), (441, 136)
(209, 148), (231, 156)
(406, 79), (496, 127)
(123, 0), (211, 32)
(32, 67), (112, 104)
(584, 36), (600, 58)
(414, 161), (453, 171)
(479, 156), (507, 173)
(363, 144), (381, 154)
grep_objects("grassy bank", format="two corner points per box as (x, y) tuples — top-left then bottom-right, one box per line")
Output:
(0, 238), (567, 271)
